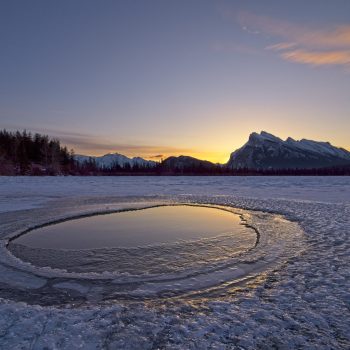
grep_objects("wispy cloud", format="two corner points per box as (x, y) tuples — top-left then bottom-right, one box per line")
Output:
(236, 11), (350, 68)
(280, 49), (350, 66)
(266, 42), (297, 51)
(149, 154), (164, 159)
(52, 134), (194, 159)
(1, 124), (193, 158)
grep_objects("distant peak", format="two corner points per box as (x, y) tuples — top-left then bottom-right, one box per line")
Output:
(103, 152), (124, 157)
(248, 132), (260, 141)
(248, 131), (282, 143)
(260, 131), (273, 137)
(259, 131), (283, 141)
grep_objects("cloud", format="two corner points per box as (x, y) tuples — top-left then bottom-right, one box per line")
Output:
(238, 12), (350, 49)
(149, 154), (164, 159)
(241, 26), (260, 35)
(1, 124), (194, 158)
(266, 42), (297, 51)
(281, 49), (350, 66)
(237, 11), (350, 68)
(52, 134), (193, 158)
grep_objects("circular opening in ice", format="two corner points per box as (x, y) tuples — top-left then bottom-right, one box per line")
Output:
(10, 205), (251, 249)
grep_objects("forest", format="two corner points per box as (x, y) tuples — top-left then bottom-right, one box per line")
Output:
(0, 130), (75, 175)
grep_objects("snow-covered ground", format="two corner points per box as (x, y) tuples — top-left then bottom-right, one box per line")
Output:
(0, 176), (349, 349)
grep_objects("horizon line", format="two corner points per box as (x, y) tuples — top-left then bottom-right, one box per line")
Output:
(2, 127), (349, 164)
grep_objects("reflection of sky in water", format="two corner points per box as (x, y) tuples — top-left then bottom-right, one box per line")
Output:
(15, 206), (250, 249)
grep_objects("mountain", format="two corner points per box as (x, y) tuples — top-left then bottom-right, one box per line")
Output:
(227, 131), (350, 169)
(75, 152), (157, 169)
(161, 156), (215, 170)
(74, 132), (350, 172)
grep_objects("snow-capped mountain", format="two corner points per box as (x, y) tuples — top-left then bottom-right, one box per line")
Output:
(227, 131), (350, 169)
(75, 152), (157, 169)
(74, 133), (350, 171)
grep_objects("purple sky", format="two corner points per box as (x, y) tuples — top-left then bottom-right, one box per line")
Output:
(1, 0), (349, 162)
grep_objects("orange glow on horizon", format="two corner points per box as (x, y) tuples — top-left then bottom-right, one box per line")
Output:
(70, 147), (231, 164)
(32, 123), (350, 165)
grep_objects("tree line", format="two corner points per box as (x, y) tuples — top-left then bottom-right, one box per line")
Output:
(0, 129), (349, 175)
(0, 130), (75, 175)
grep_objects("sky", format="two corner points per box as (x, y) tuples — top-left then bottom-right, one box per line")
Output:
(0, 0), (349, 163)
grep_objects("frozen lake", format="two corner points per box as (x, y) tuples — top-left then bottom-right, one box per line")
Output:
(0, 176), (349, 349)
(1, 175), (350, 213)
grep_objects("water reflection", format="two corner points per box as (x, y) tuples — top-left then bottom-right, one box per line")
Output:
(13, 205), (249, 249)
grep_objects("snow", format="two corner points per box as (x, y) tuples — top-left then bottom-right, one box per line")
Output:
(258, 131), (284, 143)
(286, 138), (350, 159)
(1, 176), (349, 213)
(53, 282), (90, 294)
(74, 152), (157, 169)
(228, 131), (350, 169)
(254, 131), (350, 160)
(0, 264), (46, 289)
(0, 176), (349, 349)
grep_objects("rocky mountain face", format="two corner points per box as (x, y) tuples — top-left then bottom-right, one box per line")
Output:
(75, 153), (157, 169)
(227, 131), (350, 169)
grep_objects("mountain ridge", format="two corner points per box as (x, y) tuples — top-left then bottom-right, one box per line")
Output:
(74, 131), (350, 170)
(161, 155), (216, 170)
(2, 129), (349, 175)
(74, 152), (157, 169)
(227, 131), (350, 169)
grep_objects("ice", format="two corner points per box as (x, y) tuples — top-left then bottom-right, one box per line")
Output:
(0, 176), (349, 349)
(0, 264), (46, 289)
(53, 282), (90, 294)
(0, 176), (349, 214)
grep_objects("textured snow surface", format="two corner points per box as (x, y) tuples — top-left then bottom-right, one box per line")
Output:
(0, 176), (349, 349)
